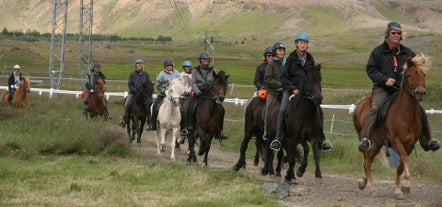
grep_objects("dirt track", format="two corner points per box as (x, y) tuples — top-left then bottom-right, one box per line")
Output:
(134, 131), (442, 207)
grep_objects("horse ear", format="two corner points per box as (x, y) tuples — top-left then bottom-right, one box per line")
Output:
(316, 64), (321, 71)
(226, 75), (230, 79)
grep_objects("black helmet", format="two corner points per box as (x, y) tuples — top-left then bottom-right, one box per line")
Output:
(163, 57), (174, 66)
(93, 63), (101, 69)
(263, 46), (273, 57)
(198, 51), (211, 60)
(272, 41), (285, 55)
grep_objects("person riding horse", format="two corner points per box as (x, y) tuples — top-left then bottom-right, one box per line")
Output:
(180, 51), (228, 140)
(7, 64), (25, 105)
(150, 57), (181, 131)
(358, 21), (440, 152)
(118, 58), (153, 127)
(83, 63), (111, 120)
(270, 32), (333, 151)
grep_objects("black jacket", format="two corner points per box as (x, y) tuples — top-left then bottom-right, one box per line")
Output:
(366, 41), (415, 92)
(281, 50), (315, 92)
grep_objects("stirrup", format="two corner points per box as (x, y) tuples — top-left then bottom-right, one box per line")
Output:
(358, 138), (371, 152)
(180, 128), (190, 136)
(270, 140), (282, 151)
(262, 131), (268, 141)
(321, 140), (334, 151)
(118, 120), (126, 127)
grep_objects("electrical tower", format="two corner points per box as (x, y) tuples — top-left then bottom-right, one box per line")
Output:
(78, 0), (94, 90)
(48, 0), (68, 89)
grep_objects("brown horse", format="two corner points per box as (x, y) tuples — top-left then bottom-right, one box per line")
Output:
(85, 78), (107, 119)
(353, 54), (429, 200)
(187, 70), (229, 167)
(2, 77), (31, 108)
(283, 64), (324, 182)
(126, 80), (154, 144)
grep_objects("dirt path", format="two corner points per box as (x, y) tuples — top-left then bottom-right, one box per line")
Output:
(133, 131), (442, 207)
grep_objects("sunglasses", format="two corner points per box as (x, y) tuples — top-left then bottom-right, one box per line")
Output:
(266, 54), (273, 57)
(165, 64), (173, 67)
(390, 32), (402, 35)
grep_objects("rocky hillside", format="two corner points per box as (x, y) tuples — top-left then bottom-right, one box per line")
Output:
(1, 0), (441, 42)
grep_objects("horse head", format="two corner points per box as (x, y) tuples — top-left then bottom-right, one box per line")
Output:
(213, 70), (229, 102)
(94, 78), (106, 101)
(21, 77), (31, 94)
(402, 54), (429, 102)
(302, 64), (323, 105)
(139, 80), (154, 104)
(166, 78), (185, 106)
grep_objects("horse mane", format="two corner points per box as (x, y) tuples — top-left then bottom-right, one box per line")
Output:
(96, 78), (105, 85)
(405, 53), (430, 74)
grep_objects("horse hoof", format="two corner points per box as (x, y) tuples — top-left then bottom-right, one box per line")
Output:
(369, 190), (377, 197)
(161, 144), (166, 152)
(358, 181), (366, 190)
(253, 160), (259, 166)
(393, 192), (405, 200)
(290, 178), (298, 185)
(296, 169), (305, 177)
(401, 185), (410, 194)
(200, 162), (207, 167)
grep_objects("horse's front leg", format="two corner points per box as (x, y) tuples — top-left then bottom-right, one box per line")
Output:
(201, 136), (212, 168)
(297, 141), (310, 177)
(312, 140), (322, 179)
(155, 130), (161, 155)
(160, 125), (167, 152)
(170, 127), (179, 159)
(359, 150), (377, 197)
(392, 143), (411, 200)
(233, 133), (252, 171)
(187, 134), (197, 163)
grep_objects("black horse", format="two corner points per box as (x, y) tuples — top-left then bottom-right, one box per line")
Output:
(126, 80), (154, 143)
(187, 71), (229, 167)
(284, 64), (326, 182)
(233, 96), (266, 170)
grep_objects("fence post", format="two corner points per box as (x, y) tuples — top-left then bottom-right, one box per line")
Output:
(329, 113), (335, 134)
(230, 83), (235, 96)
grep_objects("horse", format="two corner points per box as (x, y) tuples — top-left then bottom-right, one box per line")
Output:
(353, 54), (430, 200)
(154, 78), (185, 159)
(233, 95), (267, 171)
(187, 70), (229, 167)
(1, 77), (31, 108)
(126, 80), (154, 144)
(85, 78), (107, 119)
(283, 64), (325, 182)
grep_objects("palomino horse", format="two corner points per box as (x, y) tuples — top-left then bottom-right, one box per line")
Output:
(233, 96), (267, 171)
(283, 64), (325, 182)
(187, 70), (229, 167)
(154, 78), (185, 159)
(1, 77), (31, 108)
(126, 80), (154, 143)
(353, 54), (430, 200)
(85, 78), (107, 119)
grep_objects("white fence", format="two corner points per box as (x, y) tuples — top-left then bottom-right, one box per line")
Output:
(2, 85), (442, 115)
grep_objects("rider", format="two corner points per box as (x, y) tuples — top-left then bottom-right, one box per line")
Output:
(150, 57), (181, 131)
(180, 51), (228, 140)
(180, 60), (193, 96)
(83, 63), (111, 120)
(7, 64), (25, 104)
(118, 58), (152, 127)
(254, 46), (273, 91)
(262, 42), (286, 141)
(270, 32), (333, 151)
(358, 21), (440, 152)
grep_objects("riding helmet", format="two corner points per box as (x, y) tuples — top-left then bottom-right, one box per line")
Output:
(198, 51), (211, 60)
(263, 46), (273, 57)
(163, 57), (174, 66)
(134, 58), (144, 64)
(13, 64), (21, 70)
(182, 60), (192, 68)
(295, 32), (310, 42)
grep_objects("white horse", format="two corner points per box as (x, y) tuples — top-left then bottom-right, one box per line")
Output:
(155, 78), (185, 159)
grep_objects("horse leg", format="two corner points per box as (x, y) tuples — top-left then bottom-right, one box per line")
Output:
(284, 148), (296, 182)
(254, 132), (263, 166)
(137, 119), (145, 144)
(311, 140), (322, 178)
(297, 142), (309, 178)
(160, 126), (167, 152)
(234, 134), (252, 171)
(275, 147), (284, 177)
(170, 127), (178, 159)
(187, 134), (197, 163)
(155, 130), (161, 155)
(201, 136), (212, 168)
(392, 143), (411, 200)
(359, 148), (378, 197)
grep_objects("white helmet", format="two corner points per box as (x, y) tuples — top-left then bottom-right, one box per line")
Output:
(13, 64), (21, 70)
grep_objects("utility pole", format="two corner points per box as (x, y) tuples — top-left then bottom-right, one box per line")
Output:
(204, 30), (217, 66)
(48, 0), (68, 89)
(78, 0), (94, 90)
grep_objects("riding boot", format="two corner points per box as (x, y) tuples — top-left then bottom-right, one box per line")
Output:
(419, 107), (441, 151)
(83, 105), (89, 118)
(8, 92), (13, 105)
(104, 107), (111, 120)
(358, 110), (377, 152)
(270, 107), (286, 151)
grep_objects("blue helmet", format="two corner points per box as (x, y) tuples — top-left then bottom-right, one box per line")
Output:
(295, 32), (310, 42)
(134, 58), (144, 64)
(182, 60), (192, 68)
